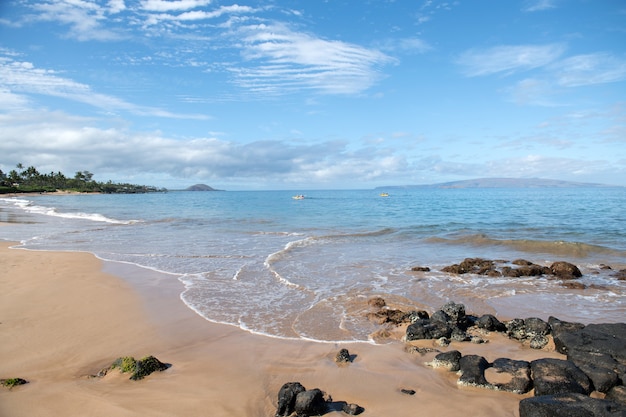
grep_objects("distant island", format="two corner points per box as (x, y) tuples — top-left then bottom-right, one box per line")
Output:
(184, 184), (223, 191)
(376, 178), (616, 190)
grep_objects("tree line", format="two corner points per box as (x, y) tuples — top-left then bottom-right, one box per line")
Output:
(0, 163), (166, 194)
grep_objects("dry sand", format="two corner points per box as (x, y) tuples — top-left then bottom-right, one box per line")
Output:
(0, 241), (564, 417)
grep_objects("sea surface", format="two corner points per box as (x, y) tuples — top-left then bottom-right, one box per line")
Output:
(1, 188), (625, 343)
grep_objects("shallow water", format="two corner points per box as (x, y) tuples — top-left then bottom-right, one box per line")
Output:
(1, 187), (625, 342)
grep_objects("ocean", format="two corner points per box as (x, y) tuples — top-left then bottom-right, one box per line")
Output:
(1, 187), (625, 343)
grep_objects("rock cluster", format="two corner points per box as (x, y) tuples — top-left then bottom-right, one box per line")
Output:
(275, 382), (363, 416)
(438, 258), (583, 279)
(406, 301), (626, 416)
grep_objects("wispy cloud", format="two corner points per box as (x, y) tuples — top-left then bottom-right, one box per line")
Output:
(19, 1), (392, 97)
(0, 54), (207, 119)
(143, 4), (255, 25)
(29, 0), (125, 41)
(140, 0), (213, 12)
(523, 0), (558, 12)
(231, 23), (394, 96)
(457, 44), (566, 76)
(553, 53), (626, 87)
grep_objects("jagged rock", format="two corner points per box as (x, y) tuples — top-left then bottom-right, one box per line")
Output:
(335, 348), (351, 364)
(294, 388), (327, 417)
(506, 317), (550, 344)
(406, 310), (430, 322)
(529, 335), (549, 349)
(429, 350), (462, 371)
(458, 355), (491, 388)
(441, 301), (466, 324)
(548, 317), (586, 354)
(276, 382), (306, 417)
(451, 327), (470, 342)
(342, 403), (364, 415)
(605, 386), (626, 405)
(550, 261), (582, 279)
(519, 392), (626, 417)
(524, 317), (551, 337)
(507, 318), (527, 340)
(477, 314), (507, 332)
(406, 319), (453, 341)
(489, 358), (533, 394)
(568, 349), (623, 394)
(530, 358), (592, 396)
(554, 323), (626, 361)
(430, 309), (450, 324)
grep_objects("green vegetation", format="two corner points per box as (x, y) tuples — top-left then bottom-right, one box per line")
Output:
(112, 356), (138, 374)
(1, 378), (28, 389)
(0, 163), (166, 194)
(110, 355), (169, 380)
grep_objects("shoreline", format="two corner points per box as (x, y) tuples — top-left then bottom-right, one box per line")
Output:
(0, 241), (569, 416)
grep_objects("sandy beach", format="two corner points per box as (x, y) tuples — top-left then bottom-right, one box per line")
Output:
(0, 241), (565, 417)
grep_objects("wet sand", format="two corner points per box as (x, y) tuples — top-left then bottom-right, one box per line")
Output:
(0, 241), (564, 416)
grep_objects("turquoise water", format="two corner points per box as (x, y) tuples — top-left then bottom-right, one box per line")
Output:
(1, 187), (625, 342)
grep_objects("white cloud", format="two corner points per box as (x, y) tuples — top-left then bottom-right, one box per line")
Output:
(140, 0), (212, 12)
(0, 110), (410, 187)
(458, 44), (566, 77)
(554, 53), (626, 87)
(0, 55), (207, 119)
(145, 4), (254, 24)
(108, 0), (126, 14)
(232, 23), (394, 96)
(30, 0), (124, 41)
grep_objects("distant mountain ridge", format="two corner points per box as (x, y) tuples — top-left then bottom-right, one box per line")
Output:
(376, 178), (615, 190)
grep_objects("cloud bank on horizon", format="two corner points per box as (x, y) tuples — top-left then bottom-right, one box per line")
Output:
(0, 0), (625, 189)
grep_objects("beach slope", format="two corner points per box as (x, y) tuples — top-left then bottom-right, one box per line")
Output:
(0, 242), (560, 416)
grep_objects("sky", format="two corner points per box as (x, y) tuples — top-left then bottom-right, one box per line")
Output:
(0, 0), (625, 190)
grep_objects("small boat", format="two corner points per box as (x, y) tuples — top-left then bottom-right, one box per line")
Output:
(292, 194), (305, 200)
(379, 192), (389, 197)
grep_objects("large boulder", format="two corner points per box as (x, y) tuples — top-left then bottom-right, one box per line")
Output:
(530, 358), (592, 396)
(406, 319), (452, 341)
(550, 261), (582, 279)
(276, 382), (306, 417)
(489, 358), (533, 394)
(568, 349), (622, 394)
(519, 393), (626, 417)
(548, 317), (586, 354)
(458, 355), (491, 388)
(477, 314), (507, 332)
(294, 389), (327, 417)
(428, 350), (462, 372)
(554, 323), (626, 361)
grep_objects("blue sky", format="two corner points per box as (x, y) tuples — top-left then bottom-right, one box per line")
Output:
(1, 0), (625, 190)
